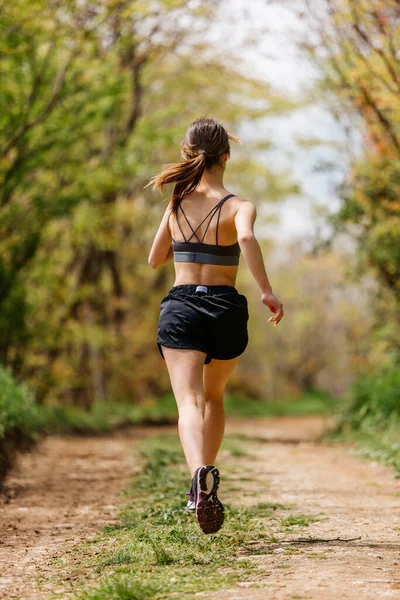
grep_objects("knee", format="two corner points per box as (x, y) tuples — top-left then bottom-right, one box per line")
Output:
(204, 382), (225, 404)
(205, 393), (224, 405)
(178, 392), (205, 415)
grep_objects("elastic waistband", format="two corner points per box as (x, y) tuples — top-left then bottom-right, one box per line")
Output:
(169, 285), (238, 296)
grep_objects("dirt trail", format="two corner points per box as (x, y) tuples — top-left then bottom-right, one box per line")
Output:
(1, 416), (399, 600)
(0, 428), (149, 600)
(214, 416), (400, 600)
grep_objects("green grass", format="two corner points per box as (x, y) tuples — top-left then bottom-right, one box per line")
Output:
(44, 433), (314, 600)
(246, 502), (293, 518)
(224, 388), (337, 418)
(280, 514), (325, 529)
(1, 376), (337, 443)
(38, 398), (178, 435)
(32, 387), (337, 438)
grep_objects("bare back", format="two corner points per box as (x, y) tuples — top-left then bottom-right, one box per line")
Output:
(169, 191), (245, 287)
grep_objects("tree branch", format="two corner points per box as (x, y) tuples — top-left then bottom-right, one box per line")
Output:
(358, 82), (400, 154)
(0, 49), (78, 158)
(349, 0), (400, 91)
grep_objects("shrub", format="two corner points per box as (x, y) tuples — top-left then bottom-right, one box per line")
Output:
(0, 365), (44, 440)
(0, 365), (45, 483)
(337, 364), (400, 432)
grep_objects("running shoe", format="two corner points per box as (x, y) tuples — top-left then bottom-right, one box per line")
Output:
(192, 465), (224, 534)
(185, 486), (195, 511)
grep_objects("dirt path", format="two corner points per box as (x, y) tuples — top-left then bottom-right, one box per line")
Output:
(1, 416), (399, 600)
(215, 417), (400, 600)
(0, 428), (150, 600)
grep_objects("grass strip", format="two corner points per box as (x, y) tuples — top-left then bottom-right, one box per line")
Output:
(44, 388), (337, 435)
(48, 433), (291, 600)
(225, 388), (337, 418)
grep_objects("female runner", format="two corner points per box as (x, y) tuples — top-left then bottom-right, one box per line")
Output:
(147, 116), (284, 534)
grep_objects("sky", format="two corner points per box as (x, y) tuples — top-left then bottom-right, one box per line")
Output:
(205, 0), (363, 245)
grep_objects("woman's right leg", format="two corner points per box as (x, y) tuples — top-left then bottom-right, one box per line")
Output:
(161, 346), (208, 476)
(203, 356), (241, 465)
(162, 346), (230, 534)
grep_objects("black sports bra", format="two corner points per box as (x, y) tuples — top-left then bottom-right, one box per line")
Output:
(167, 194), (240, 266)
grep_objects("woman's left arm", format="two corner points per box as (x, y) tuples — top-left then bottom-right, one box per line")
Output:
(148, 204), (173, 269)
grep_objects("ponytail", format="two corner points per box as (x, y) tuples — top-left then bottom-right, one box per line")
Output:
(144, 153), (206, 210)
(144, 117), (240, 210)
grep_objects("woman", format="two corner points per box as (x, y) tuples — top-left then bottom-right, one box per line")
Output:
(146, 117), (284, 534)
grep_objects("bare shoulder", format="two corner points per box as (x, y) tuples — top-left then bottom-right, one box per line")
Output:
(231, 196), (257, 217)
(232, 195), (255, 207)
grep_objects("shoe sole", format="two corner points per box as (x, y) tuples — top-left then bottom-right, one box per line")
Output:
(195, 465), (224, 534)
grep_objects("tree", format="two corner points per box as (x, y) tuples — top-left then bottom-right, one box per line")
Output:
(298, 0), (400, 358)
(1, 0), (302, 404)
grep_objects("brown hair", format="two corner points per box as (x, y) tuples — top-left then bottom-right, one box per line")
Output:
(145, 117), (240, 210)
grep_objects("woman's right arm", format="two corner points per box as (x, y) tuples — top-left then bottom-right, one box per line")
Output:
(148, 203), (173, 269)
(235, 201), (284, 326)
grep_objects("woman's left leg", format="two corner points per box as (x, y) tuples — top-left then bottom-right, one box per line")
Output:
(161, 346), (208, 476)
(203, 356), (241, 465)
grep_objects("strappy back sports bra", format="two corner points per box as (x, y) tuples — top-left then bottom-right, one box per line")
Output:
(167, 194), (240, 266)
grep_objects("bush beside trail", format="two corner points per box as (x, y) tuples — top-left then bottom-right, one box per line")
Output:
(336, 364), (400, 431)
(332, 364), (400, 476)
(0, 366), (46, 485)
(0, 365), (180, 486)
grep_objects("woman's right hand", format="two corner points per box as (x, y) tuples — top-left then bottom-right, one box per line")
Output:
(261, 291), (284, 326)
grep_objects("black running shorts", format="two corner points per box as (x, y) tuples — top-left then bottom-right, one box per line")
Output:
(157, 285), (249, 364)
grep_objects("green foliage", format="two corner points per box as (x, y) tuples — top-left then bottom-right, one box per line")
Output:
(0, 0), (302, 407)
(330, 364), (400, 476)
(293, 0), (400, 441)
(0, 365), (44, 440)
(331, 156), (400, 306)
(303, 0), (400, 359)
(0, 363), (47, 482)
(336, 364), (400, 431)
